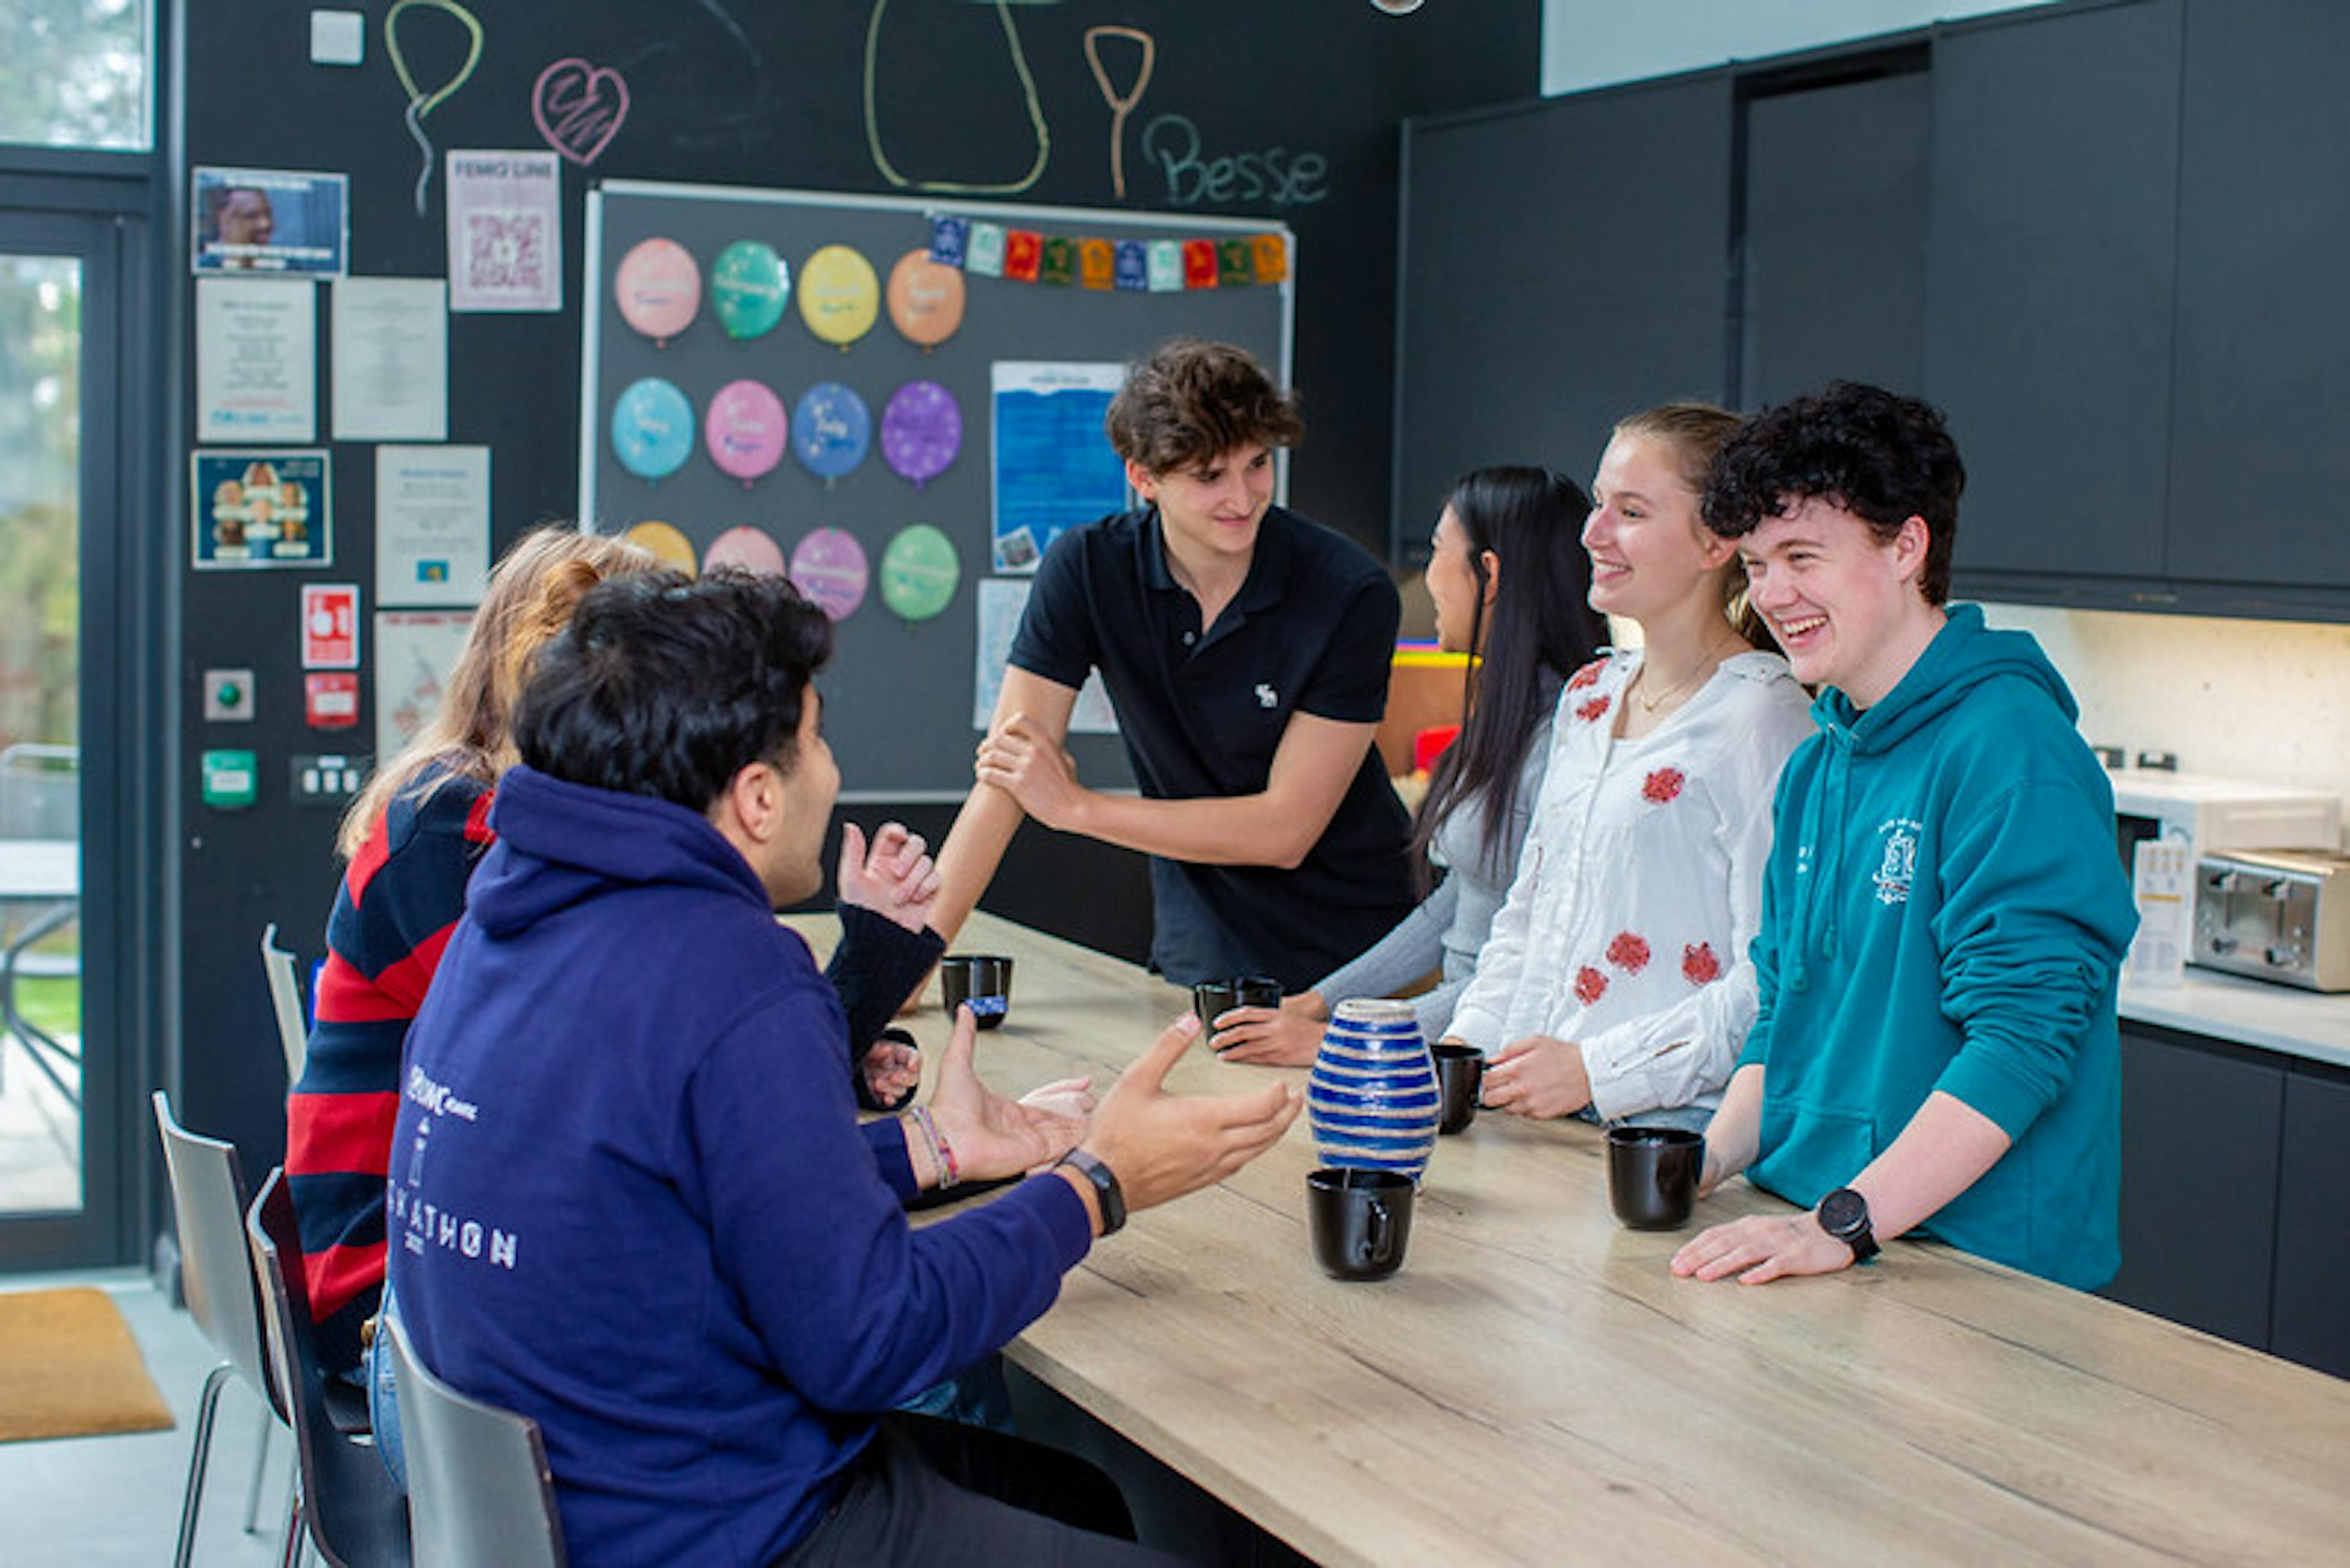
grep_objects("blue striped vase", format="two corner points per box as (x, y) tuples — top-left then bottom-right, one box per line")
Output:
(1307, 999), (1439, 1182)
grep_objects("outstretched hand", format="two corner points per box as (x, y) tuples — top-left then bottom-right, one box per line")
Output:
(925, 1006), (1089, 1184)
(1079, 1014), (1302, 1214)
(837, 821), (941, 934)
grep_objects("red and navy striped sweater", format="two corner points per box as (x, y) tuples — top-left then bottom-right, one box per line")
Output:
(285, 764), (947, 1375)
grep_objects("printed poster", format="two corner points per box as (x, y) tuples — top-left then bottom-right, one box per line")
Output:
(375, 611), (475, 763)
(191, 449), (330, 570)
(376, 446), (491, 606)
(192, 167), (348, 275)
(974, 578), (1117, 735)
(990, 362), (1130, 573)
(446, 151), (563, 312)
(333, 278), (448, 441)
(195, 278), (316, 443)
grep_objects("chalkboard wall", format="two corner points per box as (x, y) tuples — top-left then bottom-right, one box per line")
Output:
(173, 0), (1539, 1169)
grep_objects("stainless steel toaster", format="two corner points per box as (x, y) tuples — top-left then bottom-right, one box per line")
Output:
(2191, 849), (2350, 992)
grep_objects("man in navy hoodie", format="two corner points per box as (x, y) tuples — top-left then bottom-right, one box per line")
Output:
(387, 569), (1300, 1565)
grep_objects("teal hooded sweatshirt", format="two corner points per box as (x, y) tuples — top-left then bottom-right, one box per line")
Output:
(1740, 605), (2136, 1290)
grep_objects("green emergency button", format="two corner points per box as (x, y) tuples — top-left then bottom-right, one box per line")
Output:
(201, 749), (258, 809)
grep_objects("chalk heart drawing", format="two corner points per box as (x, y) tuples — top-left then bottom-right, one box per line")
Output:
(534, 58), (631, 166)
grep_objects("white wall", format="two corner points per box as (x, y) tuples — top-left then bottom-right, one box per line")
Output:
(1541, 0), (2057, 95)
(1982, 604), (2350, 845)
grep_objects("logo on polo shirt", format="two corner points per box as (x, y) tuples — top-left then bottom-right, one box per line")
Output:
(1255, 683), (1278, 709)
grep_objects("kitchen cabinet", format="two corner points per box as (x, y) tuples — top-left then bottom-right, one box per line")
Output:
(1739, 63), (1928, 410)
(2166, 0), (2350, 591)
(2106, 1023), (2281, 1350)
(2270, 1069), (2350, 1378)
(1392, 73), (1732, 560)
(1923, 0), (2181, 585)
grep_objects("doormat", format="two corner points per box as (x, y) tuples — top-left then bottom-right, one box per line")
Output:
(0, 1286), (174, 1443)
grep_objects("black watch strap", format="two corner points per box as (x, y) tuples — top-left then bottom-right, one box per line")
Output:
(1057, 1149), (1126, 1236)
(1818, 1187), (1879, 1263)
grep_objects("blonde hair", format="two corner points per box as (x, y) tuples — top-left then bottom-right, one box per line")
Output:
(1611, 401), (1774, 651)
(337, 526), (659, 857)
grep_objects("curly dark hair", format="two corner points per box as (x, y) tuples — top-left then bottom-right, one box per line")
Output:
(1103, 338), (1304, 474)
(513, 567), (834, 812)
(1701, 381), (1964, 605)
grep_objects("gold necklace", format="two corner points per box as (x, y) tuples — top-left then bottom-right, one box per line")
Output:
(1633, 635), (1735, 714)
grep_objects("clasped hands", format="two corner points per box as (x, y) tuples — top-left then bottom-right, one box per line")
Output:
(974, 711), (1086, 829)
(837, 821), (939, 1104)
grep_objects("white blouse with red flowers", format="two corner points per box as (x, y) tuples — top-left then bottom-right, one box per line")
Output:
(1444, 648), (1815, 1121)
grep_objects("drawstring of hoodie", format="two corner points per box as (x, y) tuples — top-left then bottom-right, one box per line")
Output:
(1787, 707), (1855, 993)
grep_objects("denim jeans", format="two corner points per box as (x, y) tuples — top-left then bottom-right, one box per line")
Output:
(367, 1282), (406, 1492)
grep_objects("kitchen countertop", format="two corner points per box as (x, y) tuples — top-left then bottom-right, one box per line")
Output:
(2119, 968), (2350, 1067)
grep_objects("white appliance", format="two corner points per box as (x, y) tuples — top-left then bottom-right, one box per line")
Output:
(2111, 771), (2341, 870)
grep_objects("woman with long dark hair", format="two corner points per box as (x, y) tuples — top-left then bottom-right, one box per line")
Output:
(1211, 466), (1608, 1064)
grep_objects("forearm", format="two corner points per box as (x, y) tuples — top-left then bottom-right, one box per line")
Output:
(931, 783), (1025, 945)
(1061, 786), (1326, 869)
(1698, 1064), (1765, 1193)
(1843, 1091), (2012, 1242)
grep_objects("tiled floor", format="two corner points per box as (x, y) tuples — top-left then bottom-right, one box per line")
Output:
(0, 1268), (289, 1568)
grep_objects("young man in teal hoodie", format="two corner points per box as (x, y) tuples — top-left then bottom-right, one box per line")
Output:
(1672, 383), (2136, 1291)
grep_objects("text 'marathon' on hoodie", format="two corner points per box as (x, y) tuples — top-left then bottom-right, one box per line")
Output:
(387, 764), (1092, 1567)
(1740, 605), (2137, 1290)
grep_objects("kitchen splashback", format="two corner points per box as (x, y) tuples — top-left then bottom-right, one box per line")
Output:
(1985, 603), (2350, 848)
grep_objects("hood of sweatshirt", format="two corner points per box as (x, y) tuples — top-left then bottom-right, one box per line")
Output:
(1784, 604), (2081, 991)
(469, 763), (770, 941)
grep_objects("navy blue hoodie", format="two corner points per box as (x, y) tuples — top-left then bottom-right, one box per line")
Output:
(387, 765), (1092, 1566)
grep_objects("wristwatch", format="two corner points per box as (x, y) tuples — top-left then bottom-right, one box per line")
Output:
(1817, 1187), (1878, 1263)
(1056, 1148), (1126, 1236)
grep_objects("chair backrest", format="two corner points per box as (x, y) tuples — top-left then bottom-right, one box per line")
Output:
(152, 1091), (278, 1415)
(0, 742), (78, 840)
(261, 923), (308, 1081)
(247, 1168), (412, 1568)
(386, 1314), (567, 1568)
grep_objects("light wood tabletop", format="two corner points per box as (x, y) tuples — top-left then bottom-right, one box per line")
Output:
(797, 911), (2350, 1566)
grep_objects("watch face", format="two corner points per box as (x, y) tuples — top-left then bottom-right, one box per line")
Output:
(1819, 1187), (1867, 1237)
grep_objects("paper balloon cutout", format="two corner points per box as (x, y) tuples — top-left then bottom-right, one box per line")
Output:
(614, 237), (701, 342)
(885, 249), (966, 348)
(710, 239), (789, 340)
(789, 528), (871, 622)
(798, 244), (880, 348)
(622, 521), (698, 573)
(792, 382), (873, 481)
(703, 379), (789, 483)
(879, 523), (960, 622)
(610, 377), (695, 480)
(703, 525), (787, 577)
(880, 380), (963, 488)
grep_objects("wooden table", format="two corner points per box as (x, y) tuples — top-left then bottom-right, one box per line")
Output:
(802, 913), (2350, 1566)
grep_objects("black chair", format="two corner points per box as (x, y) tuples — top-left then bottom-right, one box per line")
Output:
(247, 1168), (411, 1568)
(385, 1314), (567, 1567)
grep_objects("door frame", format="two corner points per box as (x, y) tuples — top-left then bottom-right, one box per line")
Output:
(0, 153), (170, 1271)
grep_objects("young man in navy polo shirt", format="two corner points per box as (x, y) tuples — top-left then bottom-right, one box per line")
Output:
(932, 338), (1415, 991)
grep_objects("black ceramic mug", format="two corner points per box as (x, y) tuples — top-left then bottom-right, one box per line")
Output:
(939, 953), (1014, 1030)
(1431, 1043), (1485, 1135)
(1307, 1167), (1416, 1281)
(1193, 975), (1281, 1043)
(1605, 1125), (1705, 1230)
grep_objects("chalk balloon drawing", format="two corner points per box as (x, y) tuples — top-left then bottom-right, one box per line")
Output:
(385, 0), (483, 215)
(864, 0), (1050, 194)
(1083, 27), (1155, 201)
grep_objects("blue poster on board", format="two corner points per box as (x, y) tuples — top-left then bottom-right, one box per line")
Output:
(990, 362), (1130, 573)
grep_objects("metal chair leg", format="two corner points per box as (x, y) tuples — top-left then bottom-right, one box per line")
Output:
(174, 1362), (231, 1568)
(242, 1401), (275, 1531)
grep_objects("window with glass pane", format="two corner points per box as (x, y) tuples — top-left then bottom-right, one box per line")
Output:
(0, 255), (83, 1212)
(0, 0), (149, 151)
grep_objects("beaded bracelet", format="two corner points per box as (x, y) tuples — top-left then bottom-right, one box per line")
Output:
(908, 1106), (960, 1190)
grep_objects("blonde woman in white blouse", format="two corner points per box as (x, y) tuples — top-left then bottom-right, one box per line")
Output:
(1442, 405), (1816, 1129)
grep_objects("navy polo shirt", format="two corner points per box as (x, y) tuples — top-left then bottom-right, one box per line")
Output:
(1009, 504), (1415, 990)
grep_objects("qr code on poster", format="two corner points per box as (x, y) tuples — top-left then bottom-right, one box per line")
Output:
(464, 213), (546, 294)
